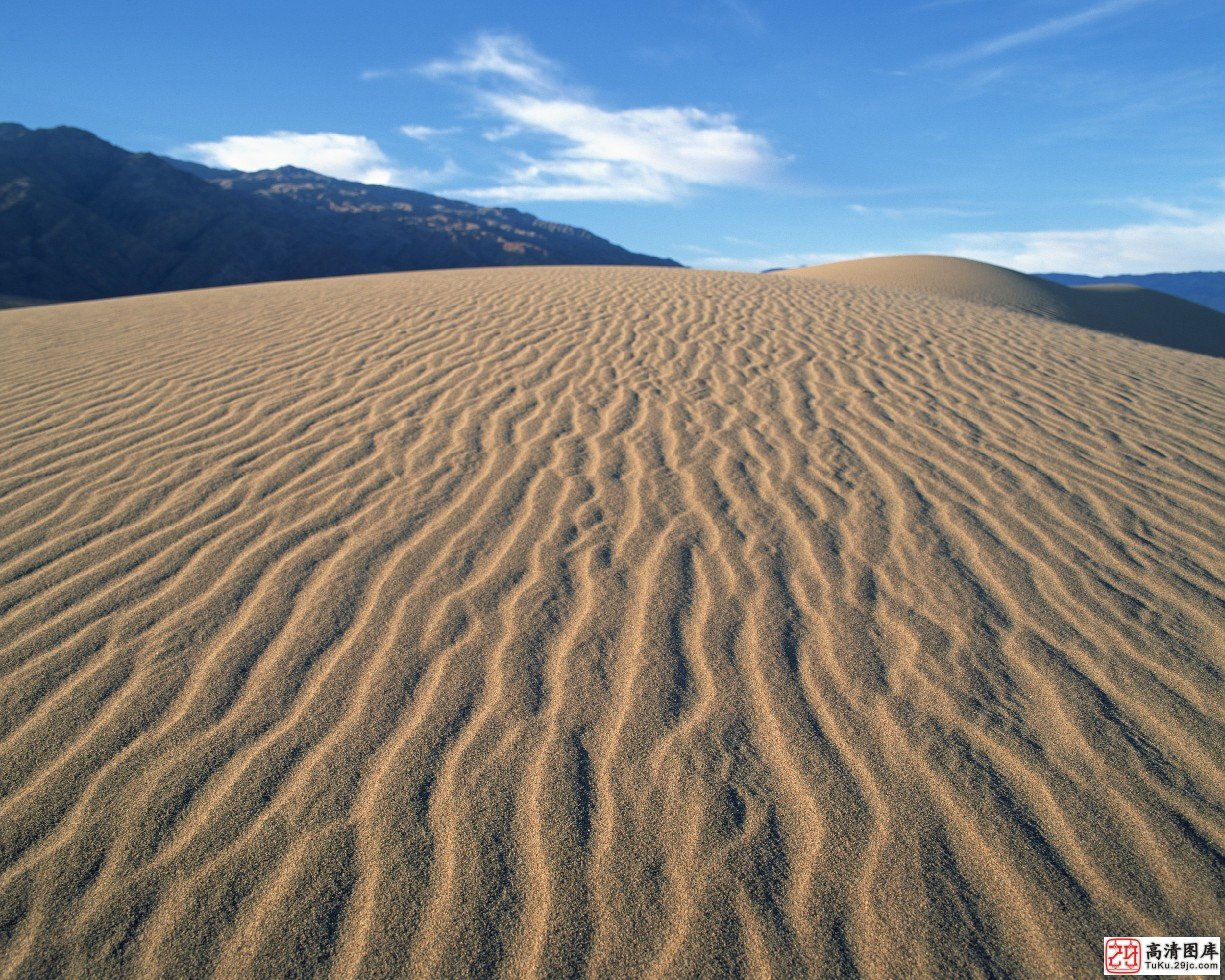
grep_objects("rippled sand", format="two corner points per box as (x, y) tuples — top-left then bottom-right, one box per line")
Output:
(0, 266), (1221, 977)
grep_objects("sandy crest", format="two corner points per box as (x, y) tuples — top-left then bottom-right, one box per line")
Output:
(785, 254), (1225, 355)
(0, 266), (1221, 977)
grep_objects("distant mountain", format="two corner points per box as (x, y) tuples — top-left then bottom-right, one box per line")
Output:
(0, 123), (678, 306)
(1041, 271), (1225, 314)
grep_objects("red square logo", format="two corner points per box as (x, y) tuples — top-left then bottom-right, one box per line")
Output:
(1105, 938), (1143, 974)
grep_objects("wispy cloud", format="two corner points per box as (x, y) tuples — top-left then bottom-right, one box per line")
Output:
(942, 187), (1225, 273)
(178, 131), (458, 188)
(427, 33), (776, 203)
(360, 67), (403, 81)
(184, 33), (774, 203)
(927, 0), (1155, 69)
(718, 0), (766, 33)
(1108, 196), (1203, 220)
(1018, 66), (1223, 143)
(722, 234), (770, 247)
(399, 124), (459, 141)
(421, 33), (557, 90)
(850, 203), (993, 219)
(455, 99), (772, 202)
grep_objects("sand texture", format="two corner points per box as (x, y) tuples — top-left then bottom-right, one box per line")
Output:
(0, 266), (1222, 977)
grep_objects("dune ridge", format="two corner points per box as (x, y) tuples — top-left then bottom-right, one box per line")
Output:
(785, 254), (1225, 356)
(0, 266), (1222, 977)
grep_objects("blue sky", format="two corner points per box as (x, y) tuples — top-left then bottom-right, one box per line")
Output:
(3, 0), (1223, 273)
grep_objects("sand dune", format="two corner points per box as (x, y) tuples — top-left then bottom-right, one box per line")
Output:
(786, 254), (1225, 356)
(0, 266), (1222, 977)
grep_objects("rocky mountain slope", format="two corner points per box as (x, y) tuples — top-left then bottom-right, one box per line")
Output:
(0, 123), (677, 305)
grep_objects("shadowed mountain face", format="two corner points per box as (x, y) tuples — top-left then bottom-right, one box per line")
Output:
(162, 159), (681, 273)
(1042, 271), (1225, 315)
(0, 123), (678, 305)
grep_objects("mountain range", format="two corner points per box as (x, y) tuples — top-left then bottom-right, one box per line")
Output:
(1039, 271), (1225, 314)
(0, 123), (677, 306)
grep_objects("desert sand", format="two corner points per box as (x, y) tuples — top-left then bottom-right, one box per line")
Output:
(0, 263), (1222, 977)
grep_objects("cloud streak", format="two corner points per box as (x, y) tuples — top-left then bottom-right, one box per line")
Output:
(421, 33), (556, 90)
(927, 0), (1154, 69)
(178, 34), (774, 204)
(430, 33), (776, 203)
(181, 132), (399, 183)
(719, 0), (766, 33)
(399, 124), (459, 141)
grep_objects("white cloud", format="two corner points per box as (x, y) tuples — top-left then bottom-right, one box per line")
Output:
(927, 0), (1154, 69)
(399, 124), (458, 141)
(178, 131), (461, 189)
(180, 132), (399, 184)
(184, 34), (775, 204)
(421, 33), (556, 90)
(428, 34), (775, 203)
(448, 97), (771, 202)
(942, 202), (1225, 274)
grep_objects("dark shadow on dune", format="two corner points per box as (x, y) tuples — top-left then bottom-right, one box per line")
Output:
(782, 255), (1225, 358)
(1065, 285), (1225, 358)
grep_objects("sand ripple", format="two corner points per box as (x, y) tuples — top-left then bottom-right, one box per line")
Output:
(0, 268), (1221, 977)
